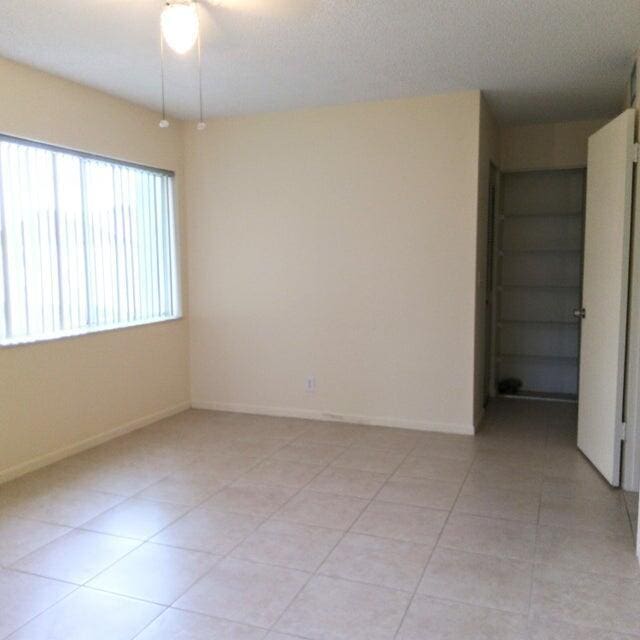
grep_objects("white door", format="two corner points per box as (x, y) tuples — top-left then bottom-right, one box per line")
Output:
(577, 109), (636, 486)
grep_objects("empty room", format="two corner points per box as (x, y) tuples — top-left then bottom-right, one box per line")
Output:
(2, 1), (640, 638)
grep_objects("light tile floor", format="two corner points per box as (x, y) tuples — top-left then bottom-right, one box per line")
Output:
(0, 399), (639, 639)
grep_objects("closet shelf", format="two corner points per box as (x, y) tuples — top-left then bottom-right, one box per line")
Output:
(500, 248), (582, 255)
(498, 319), (579, 327)
(501, 390), (578, 402)
(498, 353), (578, 362)
(501, 211), (583, 220)
(498, 284), (580, 291)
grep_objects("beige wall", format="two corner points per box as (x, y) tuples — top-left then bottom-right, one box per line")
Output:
(500, 119), (608, 172)
(0, 58), (190, 480)
(186, 91), (483, 434)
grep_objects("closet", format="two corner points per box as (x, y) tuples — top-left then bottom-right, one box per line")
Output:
(494, 169), (585, 400)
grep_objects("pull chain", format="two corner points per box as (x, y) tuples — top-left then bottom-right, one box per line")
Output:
(159, 1), (206, 131)
(196, 3), (206, 131)
(159, 18), (169, 128)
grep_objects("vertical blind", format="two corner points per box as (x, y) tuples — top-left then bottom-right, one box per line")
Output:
(0, 136), (180, 345)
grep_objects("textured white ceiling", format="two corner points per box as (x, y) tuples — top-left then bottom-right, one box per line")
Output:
(1, 0), (639, 123)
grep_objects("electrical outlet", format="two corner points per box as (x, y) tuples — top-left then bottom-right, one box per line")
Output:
(305, 376), (316, 393)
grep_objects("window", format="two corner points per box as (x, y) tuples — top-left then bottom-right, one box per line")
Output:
(0, 135), (180, 345)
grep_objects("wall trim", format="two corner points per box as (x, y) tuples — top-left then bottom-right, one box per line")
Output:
(191, 399), (475, 436)
(0, 401), (191, 484)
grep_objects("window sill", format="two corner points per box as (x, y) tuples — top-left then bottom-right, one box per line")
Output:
(0, 315), (184, 349)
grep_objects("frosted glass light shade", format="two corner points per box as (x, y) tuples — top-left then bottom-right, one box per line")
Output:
(161, 2), (199, 55)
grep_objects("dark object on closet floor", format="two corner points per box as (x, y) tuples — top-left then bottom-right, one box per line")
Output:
(498, 378), (523, 395)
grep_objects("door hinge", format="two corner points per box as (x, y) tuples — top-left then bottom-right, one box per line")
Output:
(634, 143), (640, 164)
(620, 422), (627, 442)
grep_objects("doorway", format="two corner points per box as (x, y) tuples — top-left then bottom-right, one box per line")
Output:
(490, 169), (586, 401)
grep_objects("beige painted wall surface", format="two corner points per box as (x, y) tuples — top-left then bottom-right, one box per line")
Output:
(186, 91), (482, 433)
(0, 58), (190, 478)
(500, 119), (608, 172)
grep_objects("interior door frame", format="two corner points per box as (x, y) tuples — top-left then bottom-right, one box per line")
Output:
(577, 110), (636, 486)
(622, 114), (640, 492)
(490, 167), (586, 401)
(485, 163), (499, 403)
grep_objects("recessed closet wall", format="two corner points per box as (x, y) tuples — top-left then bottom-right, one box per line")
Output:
(495, 169), (585, 399)
(488, 118), (607, 402)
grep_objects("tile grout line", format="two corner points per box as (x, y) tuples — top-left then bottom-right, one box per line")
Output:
(129, 430), (349, 637)
(1, 426), (310, 640)
(6, 450), (275, 589)
(3, 584), (86, 639)
(267, 434), (419, 635)
(0, 439), (281, 532)
(118, 423), (324, 640)
(524, 422), (549, 630)
(5, 406), (633, 639)
(391, 434), (481, 639)
(2, 423), (461, 639)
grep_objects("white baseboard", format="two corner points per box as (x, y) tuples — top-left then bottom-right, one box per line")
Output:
(191, 399), (474, 435)
(1, 398), (474, 486)
(0, 401), (191, 484)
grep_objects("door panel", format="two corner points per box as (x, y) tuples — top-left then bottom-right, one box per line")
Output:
(577, 109), (636, 486)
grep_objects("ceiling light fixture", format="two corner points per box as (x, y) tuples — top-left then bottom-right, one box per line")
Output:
(161, 1), (199, 55)
(158, 0), (206, 131)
